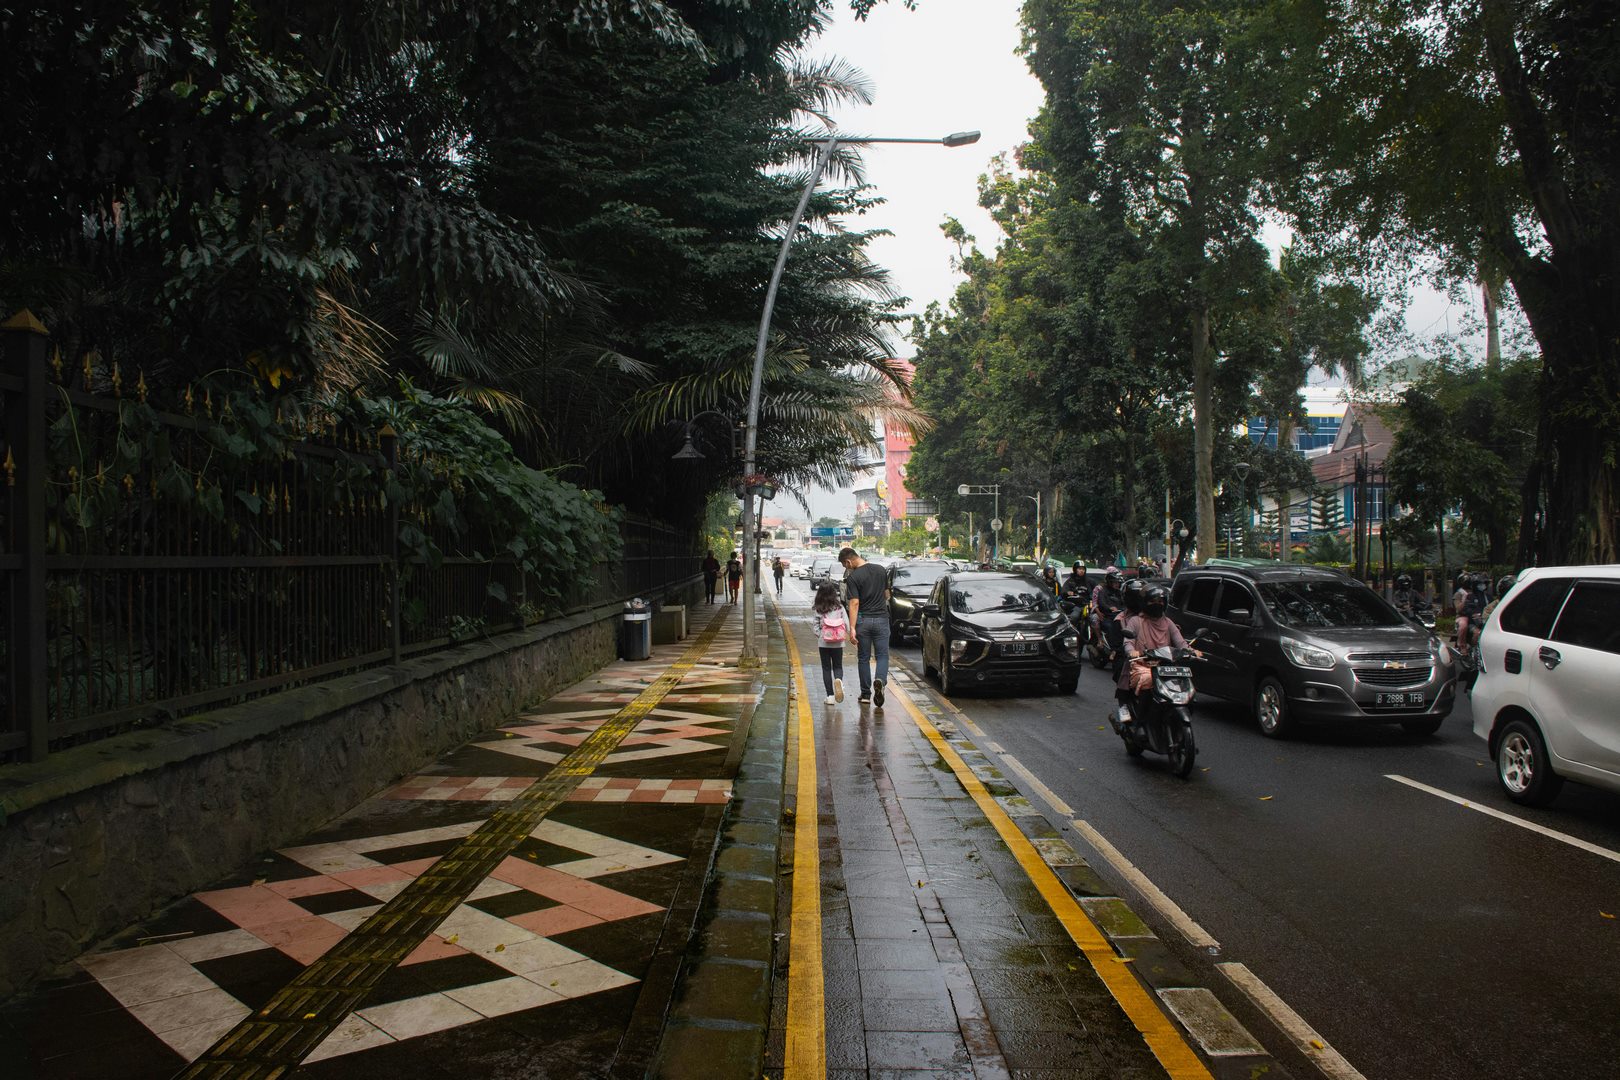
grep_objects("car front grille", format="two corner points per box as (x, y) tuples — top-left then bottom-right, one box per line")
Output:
(1353, 665), (1433, 688)
(1346, 651), (1430, 663)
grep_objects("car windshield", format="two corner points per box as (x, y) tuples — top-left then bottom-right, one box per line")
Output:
(892, 564), (950, 590)
(1258, 580), (1404, 628)
(948, 579), (1056, 614)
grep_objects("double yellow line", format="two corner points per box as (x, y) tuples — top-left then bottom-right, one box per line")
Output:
(776, 601), (1210, 1080)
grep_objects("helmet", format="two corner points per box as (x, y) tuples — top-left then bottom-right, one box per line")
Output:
(1143, 585), (1168, 618)
(1472, 574), (1490, 591)
(1122, 578), (1147, 614)
(1497, 574), (1516, 597)
(1395, 573), (1412, 589)
(1105, 566), (1124, 585)
(1072, 560), (1086, 573)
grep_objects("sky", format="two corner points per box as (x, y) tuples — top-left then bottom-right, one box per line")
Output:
(794, 0), (1041, 521)
(786, 0), (1491, 526)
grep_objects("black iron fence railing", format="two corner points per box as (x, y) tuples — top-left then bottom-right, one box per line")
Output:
(0, 314), (699, 764)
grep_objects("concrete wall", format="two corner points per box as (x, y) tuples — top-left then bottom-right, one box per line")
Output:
(0, 583), (695, 1002)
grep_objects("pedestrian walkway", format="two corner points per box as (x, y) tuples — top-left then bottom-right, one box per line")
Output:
(2, 603), (755, 1078)
(766, 581), (1224, 1080)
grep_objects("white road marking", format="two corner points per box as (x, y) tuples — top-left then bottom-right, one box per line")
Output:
(1069, 820), (1221, 953)
(998, 752), (1076, 816)
(1385, 774), (1620, 865)
(1217, 962), (1368, 1080)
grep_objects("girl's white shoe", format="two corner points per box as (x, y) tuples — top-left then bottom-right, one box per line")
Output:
(825, 694), (837, 704)
(834, 678), (845, 702)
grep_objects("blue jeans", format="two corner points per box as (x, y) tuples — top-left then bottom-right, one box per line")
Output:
(854, 615), (890, 694)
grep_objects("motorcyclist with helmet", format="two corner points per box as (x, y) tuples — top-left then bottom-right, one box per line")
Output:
(1090, 566), (1126, 658)
(1112, 578), (1149, 701)
(1456, 573), (1490, 654)
(1120, 585), (1199, 705)
(1040, 564), (1062, 596)
(1060, 561), (1089, 603)
(1392, 573), (1430, 618)
(1482, 574), (1516, 621)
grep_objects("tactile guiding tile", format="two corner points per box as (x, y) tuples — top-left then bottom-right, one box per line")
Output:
(174, 609), (733, 1076)
(1156, 987), (1265, 1057)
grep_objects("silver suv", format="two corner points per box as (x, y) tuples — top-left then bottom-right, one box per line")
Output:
(1169, 565), (1458, 737)
(1472, 566), (1620, 806)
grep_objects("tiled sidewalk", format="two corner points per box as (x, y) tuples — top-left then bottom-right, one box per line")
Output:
(2, 602), (756, 1078)
(768, 584), (1176, 1080)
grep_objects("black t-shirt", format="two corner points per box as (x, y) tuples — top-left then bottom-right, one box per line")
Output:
(845, 562), (889, 617)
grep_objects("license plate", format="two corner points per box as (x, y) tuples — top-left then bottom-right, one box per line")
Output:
(1002, 642), (1037, 656)
(1157, 666), (1193, 678)
(1375, 691), (1425, 708)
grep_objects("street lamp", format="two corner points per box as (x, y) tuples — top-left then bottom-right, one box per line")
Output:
(957, 483), (1002, 562)
(671, 410), (741, 461)
(1233, 462), (1251, 557)
(1168, 518), (1191, 575)
(1019, 493), (1042, 562)
(736, 128), (981, 663)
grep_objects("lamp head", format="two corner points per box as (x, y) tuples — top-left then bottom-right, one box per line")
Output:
(941, 131), (981, 147)
(673, 435), (704, 460)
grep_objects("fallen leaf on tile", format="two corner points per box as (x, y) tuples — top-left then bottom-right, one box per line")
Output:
(303, 1012), (316, 1019)
(1259, 795), (1274, 801)
(494, 944), (506, 953)
(1310, 1039), (1325, 1050)
(1602, 912), (1615, 919)
(446, 934), (460, 944)
(252, 878), (267, 886)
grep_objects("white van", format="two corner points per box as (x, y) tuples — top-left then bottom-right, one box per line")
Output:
(1472, 565), (1620, 805)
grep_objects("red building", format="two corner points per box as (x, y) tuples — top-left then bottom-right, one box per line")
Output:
(884, 359), (916, 522)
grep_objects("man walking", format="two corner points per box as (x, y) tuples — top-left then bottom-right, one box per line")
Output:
(839, 546), (890, 707)
(701, 550), (721, 605)
(772, 555), (786, 595)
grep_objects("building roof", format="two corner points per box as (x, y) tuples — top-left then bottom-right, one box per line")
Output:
(1311, 403), (1394, 487)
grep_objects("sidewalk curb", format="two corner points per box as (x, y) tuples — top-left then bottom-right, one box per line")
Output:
(648, 607), (789, 1079)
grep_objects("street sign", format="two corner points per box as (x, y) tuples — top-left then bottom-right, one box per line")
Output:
(989, 517), (1003, 532)
(810, 527), (841, 537)
(906, 499), (939, 517)
(924, 517), (939, 533)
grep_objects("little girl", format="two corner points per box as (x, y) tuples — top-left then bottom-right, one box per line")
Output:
(812, 584), (848, 704)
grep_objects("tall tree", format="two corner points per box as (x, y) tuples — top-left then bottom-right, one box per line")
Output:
(1279, 0), (1620, 564)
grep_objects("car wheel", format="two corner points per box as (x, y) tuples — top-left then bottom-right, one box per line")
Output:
(940, 654), (957, 696)
(1254, 675), (1293, 738)
(921, 638), (938, 680)
(890, 623), (905, 648)
(1057, 672), (1079, 695)
(1402, 717), (1444, 737)
(1496, 717), (1564, 806)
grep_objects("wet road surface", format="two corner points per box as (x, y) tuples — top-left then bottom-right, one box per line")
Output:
(885, 626), (1620, 1080)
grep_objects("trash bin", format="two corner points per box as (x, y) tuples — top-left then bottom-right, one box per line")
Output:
(621, 599), (652, 660)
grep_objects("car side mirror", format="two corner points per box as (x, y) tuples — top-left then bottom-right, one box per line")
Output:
(921, 603), (940, 618)
(1199, 630), (1221, 644)
(1226, 609), (1252, 626)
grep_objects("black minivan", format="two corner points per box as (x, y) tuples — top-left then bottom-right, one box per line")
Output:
(1169, 564), (1458, 737)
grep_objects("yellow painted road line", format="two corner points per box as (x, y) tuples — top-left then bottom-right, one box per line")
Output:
(779, 612), (826, 1079)
(891, 681), (1214, 1080)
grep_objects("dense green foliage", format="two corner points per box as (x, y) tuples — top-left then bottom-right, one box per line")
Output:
(906, 0), (1616, 569)
(0, 0), (915, 566)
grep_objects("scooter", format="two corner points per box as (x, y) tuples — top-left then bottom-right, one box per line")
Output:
(1108, 629), (1216, 779)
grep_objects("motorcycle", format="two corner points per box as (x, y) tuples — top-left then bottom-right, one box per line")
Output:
(1107, 628), (1216, 779)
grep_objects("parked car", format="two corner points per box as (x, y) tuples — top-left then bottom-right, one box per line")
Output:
(1472, 565), (1620, 806)
(1168, 564), (1457, 737)
(918, 571), (1082, 696)
(887, 560), (954, 645)
(807, 557), (845, 599)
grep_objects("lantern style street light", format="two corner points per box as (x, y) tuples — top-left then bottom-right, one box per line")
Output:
(737, 129), (981, 663)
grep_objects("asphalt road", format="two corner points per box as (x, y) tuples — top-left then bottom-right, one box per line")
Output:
(885, 633), (1620, 1080)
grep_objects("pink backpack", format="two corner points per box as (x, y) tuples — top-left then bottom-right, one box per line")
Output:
(820, 609), (848, 645)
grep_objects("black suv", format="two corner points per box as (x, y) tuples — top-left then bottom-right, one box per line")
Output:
(887, 560), (953, 645)
(1169, 564), (1457, 737)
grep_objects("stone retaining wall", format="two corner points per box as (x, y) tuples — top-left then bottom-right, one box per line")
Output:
(0, 578), (700, 1001)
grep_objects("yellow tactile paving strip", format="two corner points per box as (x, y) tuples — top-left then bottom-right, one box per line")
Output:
(176, 608), (732, 1079)
(778, 611), (826, 1078)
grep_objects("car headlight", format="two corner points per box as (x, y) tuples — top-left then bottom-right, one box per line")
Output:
(1280, 637), (1335, 670)
(949, 639), (971, 661)
(1060, 634), (1080, 653)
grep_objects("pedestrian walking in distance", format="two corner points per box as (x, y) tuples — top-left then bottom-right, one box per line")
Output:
(725, 551), (743, 603)
(812, 583), (848, 704)
(772, 555), (786, 595)
(838, 546), (890, 707)
(701, 550), (721, 605)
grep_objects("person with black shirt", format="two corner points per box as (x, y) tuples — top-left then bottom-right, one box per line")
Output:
(838, 546), (891, 707)
(701, 550), (721, 604)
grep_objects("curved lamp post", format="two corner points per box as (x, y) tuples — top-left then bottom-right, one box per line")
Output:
(737, 128), (981, 663)
(1233, 461), (1252, 557)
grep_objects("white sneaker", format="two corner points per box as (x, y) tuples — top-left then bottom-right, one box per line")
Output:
(825, 694), (837, 704)
(833, 678), (844, 703)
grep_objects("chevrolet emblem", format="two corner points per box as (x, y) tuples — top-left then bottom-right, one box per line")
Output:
(1383, 660), (1407, 670)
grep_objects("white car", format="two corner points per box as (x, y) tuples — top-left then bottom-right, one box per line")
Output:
(1472, 565), (1620, 806)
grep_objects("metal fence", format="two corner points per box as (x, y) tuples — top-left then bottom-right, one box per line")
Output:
(0, 314), (700, 764)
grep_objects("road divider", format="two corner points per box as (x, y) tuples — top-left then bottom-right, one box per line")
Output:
(1217, 962), (1368, 1080)
(1069, 820), (1221, 954)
